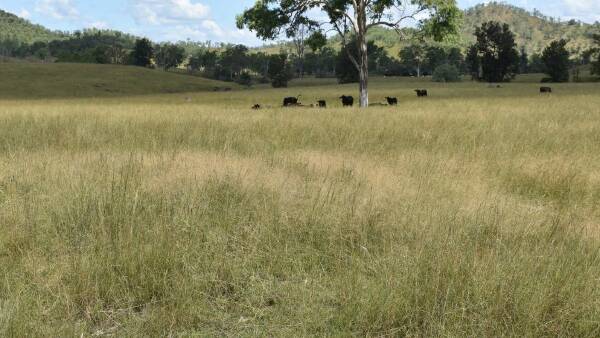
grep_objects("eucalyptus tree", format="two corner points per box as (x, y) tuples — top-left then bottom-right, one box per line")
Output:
(237, 0), (461, 107)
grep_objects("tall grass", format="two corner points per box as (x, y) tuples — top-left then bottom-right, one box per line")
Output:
(1, 78), (600, 336)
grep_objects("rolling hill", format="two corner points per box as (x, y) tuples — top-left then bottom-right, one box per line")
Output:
(0, 63), (238, 99)
(0, 9), (64, 44)
(274, 2), (599, 58)
(461, 3), (599, 56)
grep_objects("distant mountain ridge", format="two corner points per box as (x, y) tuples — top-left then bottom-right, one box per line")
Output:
(461, 2), (599, 56)
(1, 3), (599, 57)
(0, 9), (65, 44)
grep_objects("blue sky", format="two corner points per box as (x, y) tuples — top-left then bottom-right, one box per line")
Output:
(0, 0), (598, 45)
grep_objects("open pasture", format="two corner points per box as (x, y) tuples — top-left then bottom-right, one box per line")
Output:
(1, 73), (600, 336)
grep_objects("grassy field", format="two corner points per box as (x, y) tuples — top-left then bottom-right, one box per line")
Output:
(0, 63), (237, 99)
(1, 65), (600, 336)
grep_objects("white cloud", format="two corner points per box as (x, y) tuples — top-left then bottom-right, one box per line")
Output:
(35, 0), (80, 20)
(561, 0), (600, 22)
(127, 0), (262, 45)
(87, 21), (109, 29)
(201, 20), (225, 37)
(131, 0), (210, 25)
(18, 9), (31, 19)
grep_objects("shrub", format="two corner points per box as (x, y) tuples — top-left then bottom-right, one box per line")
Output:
(432, 64), (461, 82)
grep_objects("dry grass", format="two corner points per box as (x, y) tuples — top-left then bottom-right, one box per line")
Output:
(1, 75), (600, 336)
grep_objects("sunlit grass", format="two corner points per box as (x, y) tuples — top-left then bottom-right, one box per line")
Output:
(1, 73), (600, 336)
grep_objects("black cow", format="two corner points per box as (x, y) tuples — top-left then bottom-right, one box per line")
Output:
(340, 95), (354, 107)
(317, 100), (327, 108)
(251, 104), (261, 109)
(540, 86), (552, 93)
(283, 95), (301, 107)
(415, 89), (428, 97)
(385, 97), (398, 105)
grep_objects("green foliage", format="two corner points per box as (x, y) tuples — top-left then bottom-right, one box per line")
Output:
(214, 45), (249, 81)
(541, 39), (570, 82)
(519, 46), (529, 73)
(47, 30), (137, 64)
(237, 71), (253, 86)
(473, 21), (519, 82)
(336, 41), (387, 84)
(432, 64), (461, 82)
(306, 30), (327, 52)
(131, 38), (154, 68)
(0, 9), (64, 46)
(188, 49), (218, 73)
(592, 35), (600, 77)
(238, 0), (460, 106)
(529, 53), (545, 73)
(267, 53), (292, 88)
(465, 45), (480, 79)
(462, 3), (598, 57)
(155, 43), (185, 70)
(399, 44), (426, 77)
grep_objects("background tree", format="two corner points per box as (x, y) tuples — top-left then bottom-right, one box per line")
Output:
(592, 34), (600, 77)
(155, 43), (185, 71)
(519, 46), (528, 74)
(465, 44), (480, 80)
(399, 44), (426, 77)
(290, 22), (319, 77)
(473, 21), (519, 82)
(306, 30), (327, 53)
(432, 64), (461, 82)
(528, 53), (545, 73)
(541, 39), (570, 82)
(237, 0), (461, 107)
(248, 52), (271, 82)
(268, 53), (293, 88)
(336, 40), (385, 83)
(217, 44), (249, 81)
(131, 38), (154, 67)
(188, 49), (218, 74)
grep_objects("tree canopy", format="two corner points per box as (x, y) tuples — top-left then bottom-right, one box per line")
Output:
(541, 39), (570, 82)
(471, 21), (519, 82)
(237, 0), (461, 107)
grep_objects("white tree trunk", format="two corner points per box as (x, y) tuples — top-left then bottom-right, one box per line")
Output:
(359, 38), (369, 107)
(356, 1), (369, 108)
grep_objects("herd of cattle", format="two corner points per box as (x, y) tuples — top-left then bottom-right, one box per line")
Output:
(250, 86), (553, 109)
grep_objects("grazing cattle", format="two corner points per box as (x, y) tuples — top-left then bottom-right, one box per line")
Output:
(251, 104), (261, 109)
(540, 86), (552, 93)
(283, 95), (301, 107)
(385, 97), (398, 105)
(340, 95), (354, 107)
(317, 100), (327, 108)
(415, 89), (428, 97)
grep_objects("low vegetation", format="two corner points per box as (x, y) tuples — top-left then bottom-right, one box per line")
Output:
(0, 63), (235, 99)
(1, 64), (599, 335)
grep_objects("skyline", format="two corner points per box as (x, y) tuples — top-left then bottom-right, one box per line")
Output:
(0, 0), (598, 46)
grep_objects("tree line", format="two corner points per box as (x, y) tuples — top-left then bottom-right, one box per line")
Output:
(1, 18), (598, 88)
(465, 21), (600, 83)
